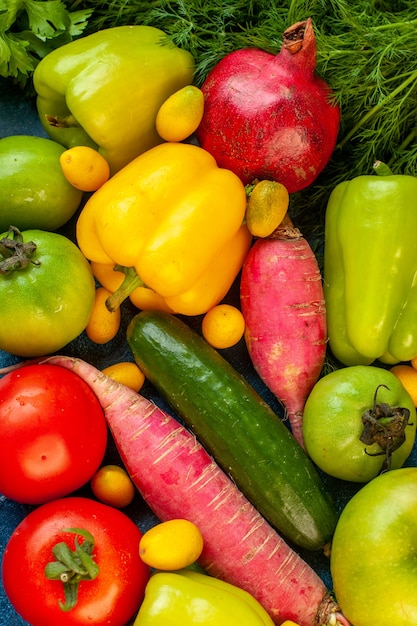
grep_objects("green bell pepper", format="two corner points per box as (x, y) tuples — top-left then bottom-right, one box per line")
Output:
(33, 25), (194, 175)
(133, 569), (274, 626)
(324, 161), (417, 366)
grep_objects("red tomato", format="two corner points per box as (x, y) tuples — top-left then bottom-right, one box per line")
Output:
(0, 363), (107, 503)
(1, 496), (150, 626)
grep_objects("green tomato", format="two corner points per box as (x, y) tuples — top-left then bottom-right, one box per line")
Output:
(0, 227), (95, 356)
(302, 365), (416, 482)
(331, 467), (417, 625)
(0, 135), (83, 232)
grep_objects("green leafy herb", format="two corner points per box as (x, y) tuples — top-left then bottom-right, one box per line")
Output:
(0, 0), (92, 83)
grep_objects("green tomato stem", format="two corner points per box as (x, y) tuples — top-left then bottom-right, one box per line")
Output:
(360, 384), (411, 472)
(0, 226), (39, 274)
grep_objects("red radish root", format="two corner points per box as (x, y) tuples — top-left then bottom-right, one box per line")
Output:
(42, 355), (347, 626)
(240, 218), (327, 447)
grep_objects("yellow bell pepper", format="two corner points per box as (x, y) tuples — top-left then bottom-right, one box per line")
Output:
(76, 142), (251, 315)
(133, 569), (275, 625)
(91, 223), (251, 316)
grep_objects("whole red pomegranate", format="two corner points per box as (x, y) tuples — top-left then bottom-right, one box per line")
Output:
(196, 18), (340, 193)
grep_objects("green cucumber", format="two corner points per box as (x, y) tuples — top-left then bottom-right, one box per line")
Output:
(127, 310), (338, 550)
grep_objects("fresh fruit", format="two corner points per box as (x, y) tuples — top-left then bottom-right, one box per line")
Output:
(0, 363), (107, 504)
(0, 227), (95, 357)
(59, 145), (110, 191)
(86, 286), (121, 345)
(91, 464), (136, 508)
(331, 467), (417, 625)
(139, 519), (204, 570)
(390, 363), (417, 406)
(156, 85), (204, 142)
(196, 19), (340, 192)
(245, 180), (289, 238)
(2, 496), (149, 626)
(101, 362), (145, 392)
(303, 365), (416, 482)
(202, 303), (245, 349)
(0, 135), (82, 231)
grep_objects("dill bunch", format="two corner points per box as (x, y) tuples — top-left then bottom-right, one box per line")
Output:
(68, 0), (417, 237)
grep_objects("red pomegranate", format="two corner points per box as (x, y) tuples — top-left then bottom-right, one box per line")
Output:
(196, 18), (340, 193)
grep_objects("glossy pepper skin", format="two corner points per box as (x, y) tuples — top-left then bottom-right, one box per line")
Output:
(76, 142), (251, 315)
(133, 569), (275, 626)
(90, 223), (252, 316)
(324, 162), (417, 366)
(33, 26), (194, 175)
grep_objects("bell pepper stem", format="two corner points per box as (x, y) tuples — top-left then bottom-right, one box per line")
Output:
(45, 113), (81, 129)
(106, 265), (146, 312)
(373, 160), (393, 176)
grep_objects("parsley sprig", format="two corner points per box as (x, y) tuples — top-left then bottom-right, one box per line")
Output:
(0, 0), (92, 83)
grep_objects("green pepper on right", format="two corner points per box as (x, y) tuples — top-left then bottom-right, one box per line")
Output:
(324, 161), (417, 366)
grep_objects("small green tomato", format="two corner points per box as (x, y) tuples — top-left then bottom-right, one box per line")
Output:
(0, 135), (83, 232)
(0, 226), (95, 356)
(302, 365), (416, 482)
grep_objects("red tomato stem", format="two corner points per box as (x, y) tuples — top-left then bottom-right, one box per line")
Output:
(44, 528), (99, 612)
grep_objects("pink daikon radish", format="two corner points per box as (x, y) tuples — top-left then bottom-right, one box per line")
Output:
(43, 355), (347, 626)
(240, 217), (327, 448)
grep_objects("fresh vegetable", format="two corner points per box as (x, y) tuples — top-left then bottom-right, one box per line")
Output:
(240, 216), (327, 447)
(0, 0), (92, 84)
(302, 365), (416, 482)
(0, 135), (83, 232)
(90, 464), (136, 508)
(85, 286), (121, 345)
(390, 364), (417, 406)
(0, 226), (95, 356)
(59, 146), (110, 192)
(201, 303), (245, 349)
(139, 519), (204, 570)
(331, 467), (417, 626)
(196, 18), (340, 193)
(33, 25), (195, 174)
(0, 363), (107, 504)
(245, 180), (289, 238)
(324, 161), (417, 366)
(101, 361), (145, 392)
(45, 354), (348, 626)
(133, 569), (275, 625)
(76, 142), (252, 316)
(76, 1), (417, 222)
(1, 496), (150, 626)
(91, 261), (174, 314)
(155, 84), (205, 142)
(127, 310), (337, 550)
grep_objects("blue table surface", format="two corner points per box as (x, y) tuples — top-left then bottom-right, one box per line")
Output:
(1, 75), (417, 625)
